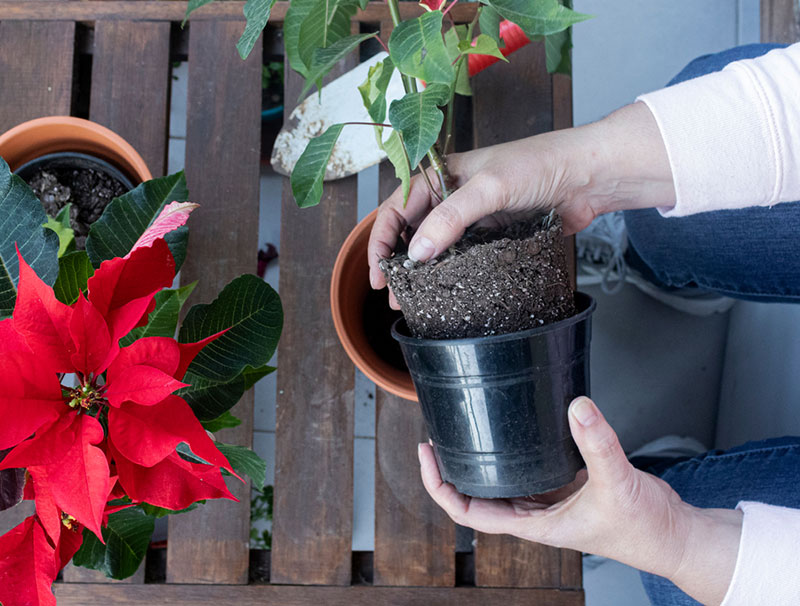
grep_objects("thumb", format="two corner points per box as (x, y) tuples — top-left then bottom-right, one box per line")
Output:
(568, 397), (631, 487)
(407, 178), (501, 262)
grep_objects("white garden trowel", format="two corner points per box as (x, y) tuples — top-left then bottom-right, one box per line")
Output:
(270, 52), (406, 180)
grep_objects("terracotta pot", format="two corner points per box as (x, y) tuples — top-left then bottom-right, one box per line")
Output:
(0, 116), (151, 183)
(331, 209), (418, 402)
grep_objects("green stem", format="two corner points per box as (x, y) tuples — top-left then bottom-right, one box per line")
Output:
(386, 0), (448, 198)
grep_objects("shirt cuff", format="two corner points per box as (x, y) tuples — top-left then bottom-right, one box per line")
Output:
(720, 501), (800, 605)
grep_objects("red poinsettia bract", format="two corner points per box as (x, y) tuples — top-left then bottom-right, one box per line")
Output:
(0, 203), (237, 606)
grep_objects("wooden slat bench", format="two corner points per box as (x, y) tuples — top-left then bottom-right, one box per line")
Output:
(0, 2), (593, 603)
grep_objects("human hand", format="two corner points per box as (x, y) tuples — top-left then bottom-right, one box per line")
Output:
(419, 396), (742, 606)
(367, 102), (676, 296)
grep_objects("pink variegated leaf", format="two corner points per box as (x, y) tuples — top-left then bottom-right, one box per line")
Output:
(126, 201), (198, 258)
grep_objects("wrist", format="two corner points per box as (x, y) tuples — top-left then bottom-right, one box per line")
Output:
(570, 102), (676, 217)
(668, 505), (743, 606)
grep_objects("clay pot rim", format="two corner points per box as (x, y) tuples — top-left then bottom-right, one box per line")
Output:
(330, 209), (419, 402)
(0, 116), (152, 184)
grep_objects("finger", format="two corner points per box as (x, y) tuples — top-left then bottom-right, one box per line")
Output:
(418, 443), (522, 534)
(418, 443), (472, 515)
(568, 397), (632, 488)
(388, 288), (400, 310)
(368, 173), (441, 289)
(407, 176), (502, 262)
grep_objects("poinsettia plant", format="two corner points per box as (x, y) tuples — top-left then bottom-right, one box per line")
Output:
(186, 0), (588, 207)
(0, 158), (282, 606)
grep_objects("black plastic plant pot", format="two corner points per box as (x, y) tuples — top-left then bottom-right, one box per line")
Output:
(14, 151), (136, 190)
(391, 292), (597, 499)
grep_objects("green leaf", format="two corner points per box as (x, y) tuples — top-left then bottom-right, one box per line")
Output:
(545, 27), (571, 74)
(358, 58), (395, 124)
(284, 0), (319, 77)
(183, 0), (215, 25)
(0, 157), (60, 317)
(237, 0), (278, 59)
(290, 123), (345, 208)
(53, 251), (94, 305)
(119, 282), (197, 347)
(297, 0), (358, 73)
(201, 410), (243, 433)
(180, 274), (282, 383)
(442, 25), (471, 96)
(217, 443), (267, 489)
(389, 11), (455, 85)
(140, 502), (199, 518)
(180, 363), (274, 421)
(72, 507), (155, 580)
(483, 0), (590, 38)
(85, 171), (190, 270)
(43, 204), (75, 258)
(388, 84), (450, 169)
(458, 34), (508, 61)
(383, 130), (411, 205)
(479, 4), (503, 46)
(300, 32), (378, 99)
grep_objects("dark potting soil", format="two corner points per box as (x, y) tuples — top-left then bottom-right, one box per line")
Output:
(380, 214), (576, 339)
(28, 166), (127, 249)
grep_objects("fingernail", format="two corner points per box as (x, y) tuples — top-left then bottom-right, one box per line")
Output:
(417, 443), (425, 458)
(570, 397), (598, 427)
(369, 268), (379, 289)
(408, 237), (435, 262)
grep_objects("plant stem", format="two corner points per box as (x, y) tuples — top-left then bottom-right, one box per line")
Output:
(386, 0), (449, 198)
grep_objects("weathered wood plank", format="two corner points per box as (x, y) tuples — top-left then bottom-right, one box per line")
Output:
(90, 20), (171, 177)
(470, 36), (581, 595)
(166, 19), (262, 584)
(471, 41), (553, 148)
(270, 48), (358, 587)
(0, 21), (74, 133)
(560, 549), (583, 590)
(374, 387), (456, 586)
(0, 2), (478, 24)
(0, 17), (73, 544)
(62, 562), (145, 584)
(474, 536), (562, 588)
(372, 142), (455, 585)
(53, 583), (584, 606)
(761, 0), (800, 43)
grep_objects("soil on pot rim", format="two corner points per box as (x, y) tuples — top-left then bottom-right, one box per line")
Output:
(380, 214), (576, 339)
(27, 166), (127, 249)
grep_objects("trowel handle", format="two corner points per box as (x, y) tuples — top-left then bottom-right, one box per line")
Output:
(467, 20), (532, 77)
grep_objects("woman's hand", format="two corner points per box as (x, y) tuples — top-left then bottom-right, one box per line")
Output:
(419, 397), (742, 606)
(367, 102), (676, 295)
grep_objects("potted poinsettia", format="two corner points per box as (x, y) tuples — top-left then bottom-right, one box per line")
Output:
(0, 158), (281, 605)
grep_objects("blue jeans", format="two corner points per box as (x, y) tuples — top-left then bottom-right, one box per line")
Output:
(621, 45), (800, 604)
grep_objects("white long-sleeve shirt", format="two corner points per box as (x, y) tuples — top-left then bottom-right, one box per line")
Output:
(636, 43), (800, 605)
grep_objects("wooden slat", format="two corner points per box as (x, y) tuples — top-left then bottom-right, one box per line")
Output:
(560, 549), (583, 590)
(373, 386), (455, 586)
(270, 50), (358, 586)
(761, 0), (800, 43)
(62, 562), (145, 584)
(0, 21), (74, 133)
(54, 583), (584, 606)
(0, 2), (478, 24)
(90, 20), (171, 177)
(471, 40), (553, 148)
(165, 19), (262, 584)
(470, 38), (581, 594)
(0, 17), (73, 542)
